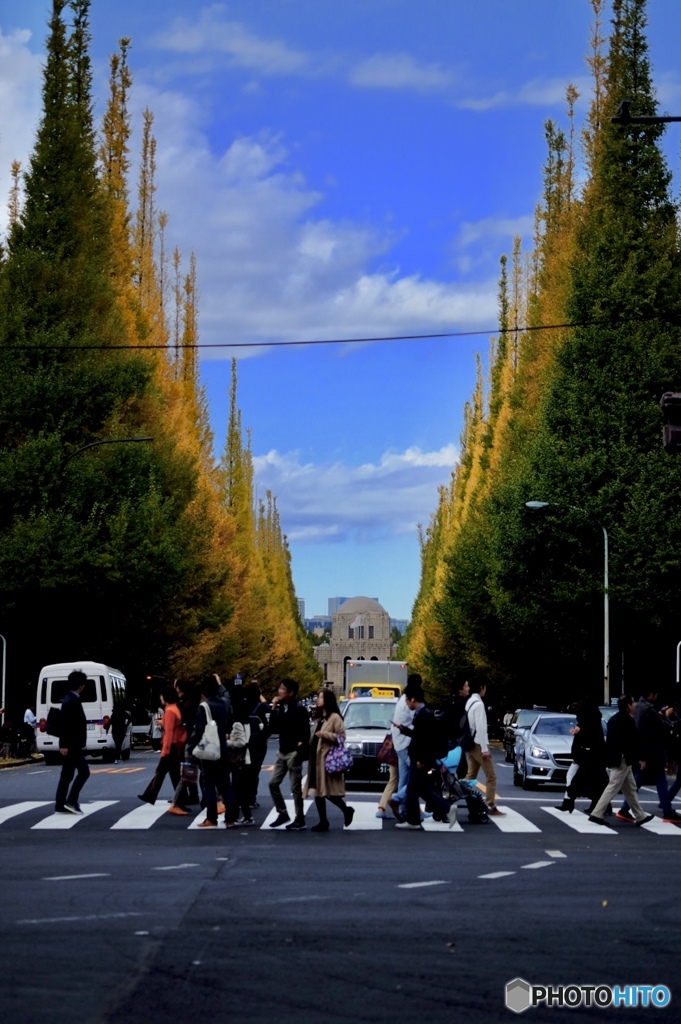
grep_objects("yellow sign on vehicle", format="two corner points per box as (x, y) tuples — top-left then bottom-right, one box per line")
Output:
(349, 683), (402, 699)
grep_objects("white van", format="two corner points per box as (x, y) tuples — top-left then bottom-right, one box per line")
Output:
(36, 661), (132, 763)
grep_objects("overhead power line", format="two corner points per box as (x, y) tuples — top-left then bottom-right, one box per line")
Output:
(0, 313), (677, 351)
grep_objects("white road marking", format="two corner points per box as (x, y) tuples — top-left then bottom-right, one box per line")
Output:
(479, 871), (515, 879)
(0, 801), (51, 824)
(18, 912), (141, 925)
(545, 850), (567, 858)
(486, 806), (540, 833)
(44, 872), (111, 880)
(421, 816), (464, 832)
(520, 861), (555, 870)
(31, 800), (118, 829)
(638, 817), (681, 835)
(153, 863), (199, 871)
(345, 802), (382, 830)
(259, 800), (313, 830)
(541, 806), (617, 833)
(111, 803), (173, 830)
(398, 880), (451, 889)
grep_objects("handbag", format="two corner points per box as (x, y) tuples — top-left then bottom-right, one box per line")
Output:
(324, 735), (354, 774)
(193, 702), (221, 761)
(180, 759), (199, 784)
(227, 720), (248, 765)
(376, 732), (398, 767)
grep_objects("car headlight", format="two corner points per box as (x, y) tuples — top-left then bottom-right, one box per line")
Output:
(530, 745), (549, 759)
(346, 742), (363, 755)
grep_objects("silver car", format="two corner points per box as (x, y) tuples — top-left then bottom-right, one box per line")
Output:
(513, 713), (576, 790)
(341, 697), (398, 783)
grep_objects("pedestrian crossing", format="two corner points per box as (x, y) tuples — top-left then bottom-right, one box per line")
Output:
(1, 799), (680, 834)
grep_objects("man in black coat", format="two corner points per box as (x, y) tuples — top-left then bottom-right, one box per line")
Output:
(588, 694), (654, 826)
(394, 677), (456, 830)
(55, 669), (90, 813)
(268, 679), (310, 830)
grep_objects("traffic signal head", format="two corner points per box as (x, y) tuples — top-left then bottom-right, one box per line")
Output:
(660, 392), (681, 453)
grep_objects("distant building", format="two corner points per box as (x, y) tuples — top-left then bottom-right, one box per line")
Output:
(297, 598), (305, 620)
(314, 596), (392, 692)
(390, 618), (409, 635)
(304, 617), (332, 632)
(328, 596), (378, 616)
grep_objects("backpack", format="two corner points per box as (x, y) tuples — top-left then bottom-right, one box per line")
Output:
(432, 713), (453, 760)
(458, 710), (475, 752)
(45, 707), (62, 738)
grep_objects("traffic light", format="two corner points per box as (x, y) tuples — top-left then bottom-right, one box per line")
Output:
(660, 392), (681, 453)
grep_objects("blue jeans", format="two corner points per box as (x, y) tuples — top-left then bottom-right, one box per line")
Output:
(393, 747), (411, 808)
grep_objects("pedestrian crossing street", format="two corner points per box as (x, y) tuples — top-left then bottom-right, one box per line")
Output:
(1, 799), (680, 834)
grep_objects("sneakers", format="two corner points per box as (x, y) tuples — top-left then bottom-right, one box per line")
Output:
(197, 819), (217, 828)
(588, 815), (609, 826)
(616, 808), (634, 822)
(269, 812), (291, 828)
(168, 805), (189, 816)
(663, 809), (681, 823)
(636, 814), (655, 826)
(310, 821), (329, 832)
(375, 808), (389, 819)
(64, 803), (82, 814)
(395, 821), (423, 830)
(236, 817), (255, 826)
(487, 806), (506, 817)
(285, 818), (307, 831)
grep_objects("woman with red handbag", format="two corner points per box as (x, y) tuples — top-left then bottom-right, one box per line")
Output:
(303, 689), (355, 832)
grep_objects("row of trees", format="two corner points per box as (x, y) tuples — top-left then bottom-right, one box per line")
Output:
(405, 0), (681, 708)
(0, 0), (321, 699)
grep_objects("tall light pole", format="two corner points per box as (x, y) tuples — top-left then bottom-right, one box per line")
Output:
(525, 501), (610, 705)
(0, 634), (5, 727)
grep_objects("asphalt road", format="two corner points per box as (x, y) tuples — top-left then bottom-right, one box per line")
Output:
(1, 748), (679, 1024)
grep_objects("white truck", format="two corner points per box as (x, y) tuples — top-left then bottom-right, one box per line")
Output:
(344, 659), (408, 699)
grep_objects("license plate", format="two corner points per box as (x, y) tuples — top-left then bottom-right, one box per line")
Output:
(87, 724), (95, 731)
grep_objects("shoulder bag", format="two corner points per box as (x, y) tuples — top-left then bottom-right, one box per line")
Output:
(193, 702), (221, 761)
(324, 734), (354, 775)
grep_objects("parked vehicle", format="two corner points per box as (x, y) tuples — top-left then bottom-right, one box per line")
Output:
(341, 696), (397, 783)
(503, 708), (544, 762)
(36, 661), (132, 764)
(513, 712), (576, 789)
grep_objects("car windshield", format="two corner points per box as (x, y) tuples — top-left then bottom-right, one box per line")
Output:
(534, 716), (576, 736)
(516, 710), (540, 728)
(343, 702), (395, 730)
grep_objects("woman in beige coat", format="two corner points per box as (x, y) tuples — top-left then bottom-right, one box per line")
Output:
(304, 689), (355, 832)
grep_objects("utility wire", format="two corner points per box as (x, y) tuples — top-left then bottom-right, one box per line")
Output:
(0, 313), (677, 351)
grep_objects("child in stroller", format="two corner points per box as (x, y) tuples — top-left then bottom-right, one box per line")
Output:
(437, 747), (489, 824)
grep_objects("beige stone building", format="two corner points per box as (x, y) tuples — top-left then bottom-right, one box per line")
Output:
(313, 596), (392, 692)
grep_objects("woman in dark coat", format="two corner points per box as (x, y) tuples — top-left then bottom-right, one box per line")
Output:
(558, 696), (608, 813)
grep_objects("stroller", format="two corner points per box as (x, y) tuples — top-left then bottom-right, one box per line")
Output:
(437, 747), (489, 824)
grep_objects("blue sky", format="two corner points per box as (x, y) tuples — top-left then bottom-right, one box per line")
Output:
(2, 1), (681, 619)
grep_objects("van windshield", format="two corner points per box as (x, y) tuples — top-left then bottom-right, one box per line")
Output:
(48, 677), (101, 704)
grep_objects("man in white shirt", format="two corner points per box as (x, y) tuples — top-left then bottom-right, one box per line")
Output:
(465, 681), (505, 817)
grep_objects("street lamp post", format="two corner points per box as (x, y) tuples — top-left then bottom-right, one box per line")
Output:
(0, 634), (5, 726)
(525, 500), (610, 705)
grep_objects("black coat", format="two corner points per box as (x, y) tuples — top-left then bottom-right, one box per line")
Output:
(402, 704), (441, 768)
(604, 710), (640, 769)
(271, 701), (310, 759)
(189, 698), (230, 757)
(59, 690), (87, 752)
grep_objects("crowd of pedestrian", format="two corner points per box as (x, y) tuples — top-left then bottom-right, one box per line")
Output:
(48, 667), (681, 832)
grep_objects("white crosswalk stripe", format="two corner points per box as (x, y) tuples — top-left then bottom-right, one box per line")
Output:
(0, 799), (679, 833)
(31, 801), (118, 829)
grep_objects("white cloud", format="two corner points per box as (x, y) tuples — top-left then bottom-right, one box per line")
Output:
(458, 75), (591, 112)
(0, 27), (43, 236)
(252, 444), (458, 543)
(154, 5), (310, 76)
(349, 53), (454, 92)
